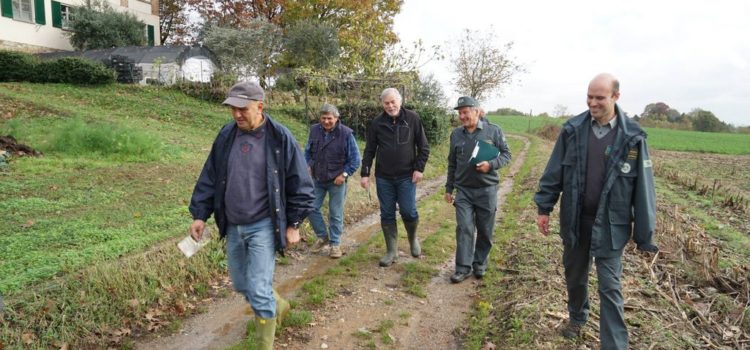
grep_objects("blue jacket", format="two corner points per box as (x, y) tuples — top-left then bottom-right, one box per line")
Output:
(534, 105), (657, 257)
(189, 113), (315, 252)
(304, 122), (361, 183)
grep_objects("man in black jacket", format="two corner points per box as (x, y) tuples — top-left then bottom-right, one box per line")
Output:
(188, 81), (315, 350)
(360, 88), (430, 266)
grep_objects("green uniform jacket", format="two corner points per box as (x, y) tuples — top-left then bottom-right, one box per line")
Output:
(445, 119), (512, 193)
(534, 105), (657, 256)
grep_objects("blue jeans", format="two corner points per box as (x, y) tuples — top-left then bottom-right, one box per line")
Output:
(375, 176), (418, 225)
(308, 180), (347, 246)
(226, 217), (276, 319)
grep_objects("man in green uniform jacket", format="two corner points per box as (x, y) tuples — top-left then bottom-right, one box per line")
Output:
(445, 96), (511, 283)
(534, 73), (658, 350)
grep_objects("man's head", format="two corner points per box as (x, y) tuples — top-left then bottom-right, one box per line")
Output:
(455, 96), (481, 130)
(478, 106), (487, 119)
(380, 88), (403, 117)
(587, 73), (620, 124)
(319, 103), (340, 132)
(223, 82), (265, 131)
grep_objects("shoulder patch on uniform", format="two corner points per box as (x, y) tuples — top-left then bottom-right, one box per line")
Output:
(643, 159), (652, 168)
(621, 163), (631, 173)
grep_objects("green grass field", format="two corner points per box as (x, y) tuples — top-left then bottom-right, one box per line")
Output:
(0, 82), (451, 347)
(644, 127), (750, 154)
(488, 114), (750, 155)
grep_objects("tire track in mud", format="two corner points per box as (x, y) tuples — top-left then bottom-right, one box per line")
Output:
(275, 135), (530, 350)
(134, 176), (448, 350)
(394, 135), (530, 350)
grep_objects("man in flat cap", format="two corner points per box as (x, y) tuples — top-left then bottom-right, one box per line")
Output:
(188, 81), (315, 350)
(445, 96), (511, 283)
(304, 103), (361, 258)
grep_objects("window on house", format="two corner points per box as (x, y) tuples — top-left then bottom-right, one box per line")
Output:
(60, 4), (72, 29)
(11, 0), (32, 22)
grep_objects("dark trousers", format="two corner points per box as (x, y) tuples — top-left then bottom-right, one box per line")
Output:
(563, 216), (628, 350)
(453, 185), (497, 274)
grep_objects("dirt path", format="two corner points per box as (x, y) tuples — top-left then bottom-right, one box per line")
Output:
(275, 135), (530, 350)
(395, 135), (530, 349)
(134, 176), (448, 350)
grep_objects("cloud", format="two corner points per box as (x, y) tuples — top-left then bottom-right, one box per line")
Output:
(394, 0), (750, 126)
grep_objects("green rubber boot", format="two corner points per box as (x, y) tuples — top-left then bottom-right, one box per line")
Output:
(274, 289), (290, 328)
(255, 316), (277, 350)
(379, 223), (398, 267)
(404, 219), (421, 257)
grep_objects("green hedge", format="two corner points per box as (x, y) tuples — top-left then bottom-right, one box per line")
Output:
(0, 51), (38, 82)
(336, 102), (449, 145)
(0, 50), (115, 85)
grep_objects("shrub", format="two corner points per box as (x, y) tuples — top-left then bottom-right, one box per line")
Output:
(0, 50), (39, 82)
(337, 101), (449, 145)
(42, 57), (116, 85)
(0, 51), (115, 85)
(67, 0), (146, 50)
(173, 71), (236, 103)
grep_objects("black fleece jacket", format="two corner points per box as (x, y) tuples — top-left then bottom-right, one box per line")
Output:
(360, 108), (430, 179)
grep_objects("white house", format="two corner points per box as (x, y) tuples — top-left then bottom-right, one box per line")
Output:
(39, 45), (219, 85)
(0, 0), (160, 53)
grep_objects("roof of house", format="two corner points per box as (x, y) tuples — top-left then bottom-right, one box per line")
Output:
(38, 45), (220, 66)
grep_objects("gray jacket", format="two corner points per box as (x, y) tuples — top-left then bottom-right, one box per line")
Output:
(446, 119), (512, 193)
(534, 105), (656, 256)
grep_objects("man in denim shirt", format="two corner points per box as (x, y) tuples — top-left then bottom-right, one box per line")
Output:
(305, 103), (361, 258)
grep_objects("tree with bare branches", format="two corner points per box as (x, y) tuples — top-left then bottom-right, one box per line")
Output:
(450, 28), (525, 101)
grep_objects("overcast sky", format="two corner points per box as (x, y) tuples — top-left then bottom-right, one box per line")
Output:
(393, 0), (750, 126)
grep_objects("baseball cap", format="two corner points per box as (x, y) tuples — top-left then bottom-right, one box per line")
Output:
(454, 96), (479, 110)
(319, 103), (340, 117)
(222, 81), (264, 107)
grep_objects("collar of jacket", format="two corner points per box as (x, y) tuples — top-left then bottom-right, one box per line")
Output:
(220, 112), (284, 140)
(564, 104), (645, 140)
(462, 118), (485, 133)
(319, 121), (341, 134)
(380, 108), (407, 124)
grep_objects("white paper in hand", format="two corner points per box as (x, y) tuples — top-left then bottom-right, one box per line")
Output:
(178, 227), (211, 258)
(471, 141), (480, 159)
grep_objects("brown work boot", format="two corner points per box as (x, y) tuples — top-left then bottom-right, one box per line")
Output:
(310, 238), (329, 253)
(561, 321), (583, 339)
(329, 245), (343, 259)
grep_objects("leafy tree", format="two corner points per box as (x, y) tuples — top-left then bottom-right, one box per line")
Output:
(282, 19), (339, 70)
(282, 0), (402, 75)
(159, 0), (192, 44)
(641, 102), (680, 121)
(187, 0), (284, 28)
(689, 109), (729, 132)
(410, 73), (447, 107)
(203, 20), (284, 85)
(67, 0), (146, 50)
(494, 107), (525, 116)
(450, 28), (525, 101)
